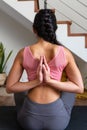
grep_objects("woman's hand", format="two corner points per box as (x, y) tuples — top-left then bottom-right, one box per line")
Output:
(37, 56), (43, 83)
(37, 56), (51, 84)
(42, 56), (51, 83)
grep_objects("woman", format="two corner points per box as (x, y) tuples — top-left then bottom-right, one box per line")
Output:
(6, 9), (84, 130)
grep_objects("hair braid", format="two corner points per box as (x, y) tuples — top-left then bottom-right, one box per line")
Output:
(33, 9), (61, 45)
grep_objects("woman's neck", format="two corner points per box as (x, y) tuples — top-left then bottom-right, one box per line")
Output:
(37, 38), (52, 47)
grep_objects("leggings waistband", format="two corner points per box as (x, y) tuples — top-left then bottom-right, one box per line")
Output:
(23, 97), (65, 116)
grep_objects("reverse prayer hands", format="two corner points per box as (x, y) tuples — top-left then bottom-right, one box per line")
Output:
(37, 56), (51, 84)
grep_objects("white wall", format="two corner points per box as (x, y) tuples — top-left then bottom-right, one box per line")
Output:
(0, 9), (37, 75)
(3, 0), (36, 22)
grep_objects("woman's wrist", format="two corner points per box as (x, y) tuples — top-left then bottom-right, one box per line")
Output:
(46, 78), (60, 89)
(29, 78), (42, 89)
(46, 78), (53, 86)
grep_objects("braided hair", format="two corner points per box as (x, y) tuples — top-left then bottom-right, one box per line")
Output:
(33, 9), (61, 45)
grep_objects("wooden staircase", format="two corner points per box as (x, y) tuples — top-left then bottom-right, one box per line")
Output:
(1, 0), (87, 61)
(18, 0), (87, 48)
(57, 21), (87, 48)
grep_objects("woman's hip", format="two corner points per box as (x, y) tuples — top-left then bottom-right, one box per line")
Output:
(18, 97), (70, 118)
(17, 97), (70, 130)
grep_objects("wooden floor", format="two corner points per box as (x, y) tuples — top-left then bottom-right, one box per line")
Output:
(0, 87), (87, 106)
(0, 86), (15, 106)
(75, 98), (87, 106)
(75, 89), (87, 106)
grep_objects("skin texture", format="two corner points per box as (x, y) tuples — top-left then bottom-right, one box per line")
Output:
(6, 38), (84, 104)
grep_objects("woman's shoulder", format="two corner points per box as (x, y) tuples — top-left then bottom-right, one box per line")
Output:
(63, 47), (75, 64)
(63, 47), (73, 57)
(15, 48), (25, 61)
(17, 48), (24, 55)
(18, 45), (30, 55)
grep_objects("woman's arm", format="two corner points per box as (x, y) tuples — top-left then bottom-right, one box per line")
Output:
(6, 49), (42, 93)
(43, 49), (84, 94)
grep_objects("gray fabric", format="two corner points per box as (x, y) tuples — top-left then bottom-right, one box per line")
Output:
(61, 92), (76, 115)
(14, 92), (75, 130)
(14, 91), (27, 112)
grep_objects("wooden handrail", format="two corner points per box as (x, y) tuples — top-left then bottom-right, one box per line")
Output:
(34, 0), (55, 12)
(34, 0), (39, 12)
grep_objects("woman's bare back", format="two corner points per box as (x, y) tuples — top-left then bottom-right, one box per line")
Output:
(27, 43), (61, 103)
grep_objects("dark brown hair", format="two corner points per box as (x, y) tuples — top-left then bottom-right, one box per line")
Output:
(33, 9), (61, 45)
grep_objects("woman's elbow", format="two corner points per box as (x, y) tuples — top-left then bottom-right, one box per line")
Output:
(78, 86), (84, 94)
(6, 85), (13, 94)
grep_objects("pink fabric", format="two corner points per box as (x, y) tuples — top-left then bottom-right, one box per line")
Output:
(23, 46), (67, 81)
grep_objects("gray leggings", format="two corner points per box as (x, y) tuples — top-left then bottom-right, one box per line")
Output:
(14, 92), (76, 130)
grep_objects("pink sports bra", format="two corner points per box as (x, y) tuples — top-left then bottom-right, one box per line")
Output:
(23, 46), (67, 81)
